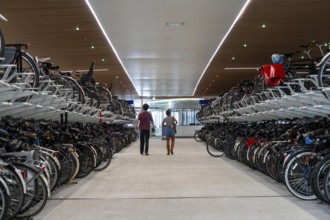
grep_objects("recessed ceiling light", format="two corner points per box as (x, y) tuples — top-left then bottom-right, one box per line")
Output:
(115, 76), (119, 79)
(243, 43), (248, 48)
(75, 26), (80, 31)
(91, 45), (95, 49)
(101, 58), (105, 62)
(231, 56), (235, 60)
(261, 23), (267, 28)
(166, 22), (185, 27)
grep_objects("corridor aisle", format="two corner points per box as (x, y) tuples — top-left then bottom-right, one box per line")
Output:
(36, 138), (330, 220)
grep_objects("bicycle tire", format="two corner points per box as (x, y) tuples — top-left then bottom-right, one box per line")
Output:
(132, 131), (139, 142)
(113, 136), (125, 153)
(284, 151), (319, 200)
(194, 131), (203, 142)
(206, 137), (224, 157)
(310, 156), (330, 204)
(0, 29), (4, 58)
(63, 76), (85, 103)
(265, 150), (280, 181)
(94, 143), (112, 171)
(318, 54), (330, 87)
(41, 153), (61, 191)
(14, 163), (48, 218)
(323, 165), (330, 202)
(2, 163), (25, 220)
(223, 136), (235, 160)
(56, 149), (75, 186)
(75, 144), (96, 178)
(71, 150), (80, 179)
(16, 49), (40, 88)
(0, 178), (10, 220)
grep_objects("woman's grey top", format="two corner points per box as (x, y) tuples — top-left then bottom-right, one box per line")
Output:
(163, 116), (176, 127)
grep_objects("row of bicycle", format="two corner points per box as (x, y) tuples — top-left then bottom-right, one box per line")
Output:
(0, 116), (138, 219)
(195, 117), (330, 204)
(0, 26), (135, 124)
(197, 41), (330, 123)
(197, 74), (330, 123)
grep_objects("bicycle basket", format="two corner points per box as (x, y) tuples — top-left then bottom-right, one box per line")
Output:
(261, 64), (285, 86)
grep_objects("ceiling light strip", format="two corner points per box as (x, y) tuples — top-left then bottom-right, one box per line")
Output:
(61, 68), (109, 73)
(85, 0), (140, 96)
(192, 0), (251, 96)
(224, 67), (258, 70)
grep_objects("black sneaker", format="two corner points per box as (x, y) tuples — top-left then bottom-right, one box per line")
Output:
(145, 153), (149, 156)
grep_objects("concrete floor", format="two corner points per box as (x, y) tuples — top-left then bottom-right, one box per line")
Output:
(35, 138), (330, 220)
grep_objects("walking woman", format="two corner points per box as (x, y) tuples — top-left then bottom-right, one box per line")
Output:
(136, 103), (154, 155)
(162, 109), (178, 155)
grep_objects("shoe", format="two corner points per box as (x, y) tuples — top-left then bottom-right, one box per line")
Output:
(140, 153), (143, 155)
(171, 150), (173, 155)
(167, 152), (170, 155)
(145, 153), (149, 156)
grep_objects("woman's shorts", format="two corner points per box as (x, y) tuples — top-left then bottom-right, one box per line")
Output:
(165, 127), (175, 137)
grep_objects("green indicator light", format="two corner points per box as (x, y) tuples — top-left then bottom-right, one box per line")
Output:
(243, 43), (247, 48)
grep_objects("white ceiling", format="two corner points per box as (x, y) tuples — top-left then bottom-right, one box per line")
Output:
(86, 0), (248, 97)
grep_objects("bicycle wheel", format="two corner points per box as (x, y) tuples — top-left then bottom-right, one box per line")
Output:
(223, 136), (235, 160)
(49, 76), (75, 99)
(0, 178), (10, 220)
(318, 54), (330, 87)
(323, 166), (330, 202)
(75, 144), (96, 178)
(6, 48), (40, 88)
(0, 29), (4, 58)
(310, 157), (330, 204)
(56, 149), (75, 186)
(94, 143), (112, 171)
(14, 163), (48, 218)
(2, 164), (25, 219)
(132, 131), (139, 142)
(113, 136), (125, 153)
(206, 137), (224, 157)
(194, 131), (203, 142)
(40, 153), (61, 191)
(284, 151), (319, 200)
(265, 150), (280, 181)
(69, 150), (80, 180)
(63, 76), (85, 103)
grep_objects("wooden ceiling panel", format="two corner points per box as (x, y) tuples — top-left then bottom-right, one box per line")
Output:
(195, 0), (330, 97)
(1, 0), (329, 100)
